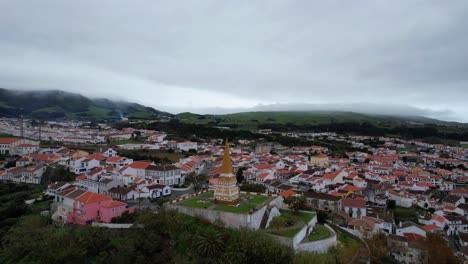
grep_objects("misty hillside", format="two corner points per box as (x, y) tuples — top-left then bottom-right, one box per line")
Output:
(0, 88), (172, 120)
(176, 111), (468, 130)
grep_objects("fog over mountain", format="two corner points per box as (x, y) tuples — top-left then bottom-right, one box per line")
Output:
(167, 103), (460, 122)
(1, 1), (467, 121)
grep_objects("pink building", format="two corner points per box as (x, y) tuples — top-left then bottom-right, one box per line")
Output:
(67, 191), (134, 225)
(99, 201), (132, 223)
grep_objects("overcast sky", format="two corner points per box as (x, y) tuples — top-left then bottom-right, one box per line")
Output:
(1, 1), (467, 121)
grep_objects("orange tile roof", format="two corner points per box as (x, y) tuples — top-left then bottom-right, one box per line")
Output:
(342, 185), (362, 192)
(322, 173), (335, 180)
(101, 200), (127, 208)
(254, 163), (273, 170)
(403, 233), (424, 242)
(87, 154), (106, 161)
(17, 144), (37, 147)
(431, 215), (446, 223)
(0, 138), (22, 144)
(76, 175), (87, 180)
(341, 198), (366, 208)
(128, 161), (152, 169)
(421, 224), (440, 232)
(106, 156), (123, 162)
(280, 189), (296, 198)
(313, 154), (328, 158)
(76, 192), (112, 204)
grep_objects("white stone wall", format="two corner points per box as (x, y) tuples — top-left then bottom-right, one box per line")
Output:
(297, 224), (337, 253)
(167, 203), (267, 230)
(265, 207), (281, 228)
(291, 212), (318, 250)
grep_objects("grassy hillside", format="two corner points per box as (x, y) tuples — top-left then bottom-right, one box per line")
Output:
(176, 111), (467, 130)
(174, 111), (468, 141)
(0, 88), (172, 121)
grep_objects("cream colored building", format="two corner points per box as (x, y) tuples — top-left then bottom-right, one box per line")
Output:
(310, 154), (329, 167)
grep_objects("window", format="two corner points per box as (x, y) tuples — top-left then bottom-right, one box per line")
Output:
(112, 208), (115, 213)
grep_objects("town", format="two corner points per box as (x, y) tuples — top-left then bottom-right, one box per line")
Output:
(1, 116), (467, 263)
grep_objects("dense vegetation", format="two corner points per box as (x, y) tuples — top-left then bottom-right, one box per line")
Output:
(118, 119), (356, 150)
(0, 184), (45, 240)
(176, 111), (468, 142)
(0, 208), (346, 264)
(176, 111), (467, 128)
(0, 88), (171, 120)
(42, 166), (77, 184)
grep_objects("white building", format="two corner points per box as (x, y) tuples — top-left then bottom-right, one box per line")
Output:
(145, 165), (183, 185)
(340, 198), (367, 219)
(177, 141), (198, 152)
(0, 138), (39, 155)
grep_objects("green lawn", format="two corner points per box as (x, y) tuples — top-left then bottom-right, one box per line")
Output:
(270, 227), (303, 238)
(179, 192), (272, 213)
(462, 144), (468, 149)
(392, 206), (418, 223)
(112, 139), (144, 145)
(179, 192), (214, 208)
(397, 146), (418, 153)
(213, 203), (253, 213)
(241, 194), (269, 204)
(266, 210), (316, 238)
(336, 231), (358, 250)
(279, 209), (316, 224)
(308, 225), (331, 241)
(213, 194), (271, 213)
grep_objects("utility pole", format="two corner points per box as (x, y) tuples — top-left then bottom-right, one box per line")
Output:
(20, 112), (24, 138)
(38, 120), (42, 142)
(138, 185), (142, 210)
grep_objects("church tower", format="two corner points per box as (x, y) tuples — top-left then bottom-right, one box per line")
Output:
(214, 139), (240, 204)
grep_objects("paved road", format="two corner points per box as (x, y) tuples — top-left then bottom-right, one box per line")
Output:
(126, 199), (160, 210)
(449, 236), (460, 255)
(170, 185), (195, 199)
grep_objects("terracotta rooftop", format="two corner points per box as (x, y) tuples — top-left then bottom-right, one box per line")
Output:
(341, 198), (366, 208)
(76, 192), (112, 204)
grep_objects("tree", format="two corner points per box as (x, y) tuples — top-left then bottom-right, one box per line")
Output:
(317, 210), (329, 224)
(269, 216), (285, 231)
(439, 152), (451, 159)
(42, 166), (76, 183)
(195, 228), (225, 259)
(365, 233), (388, 263)
(421, 233), (458, 264)
(187, 172), (207, 192)
(236, 167), (245, 183)
(283, 196), (306, 212)
(240, 183), (266, 193)
(386, 200), (396, 210)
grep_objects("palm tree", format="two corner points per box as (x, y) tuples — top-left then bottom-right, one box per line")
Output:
(195, 229), (225, 259)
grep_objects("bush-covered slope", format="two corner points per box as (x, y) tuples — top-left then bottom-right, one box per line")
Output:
(0, 88), (172, 120)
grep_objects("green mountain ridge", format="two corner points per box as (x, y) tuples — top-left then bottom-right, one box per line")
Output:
(175, 111), (468, 130)
(0, 88), (172, 120)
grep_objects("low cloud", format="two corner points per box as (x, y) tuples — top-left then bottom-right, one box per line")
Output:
(0, 1), (467, 121)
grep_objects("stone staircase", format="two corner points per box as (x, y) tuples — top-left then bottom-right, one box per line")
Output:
(259, 207), (271, 229)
